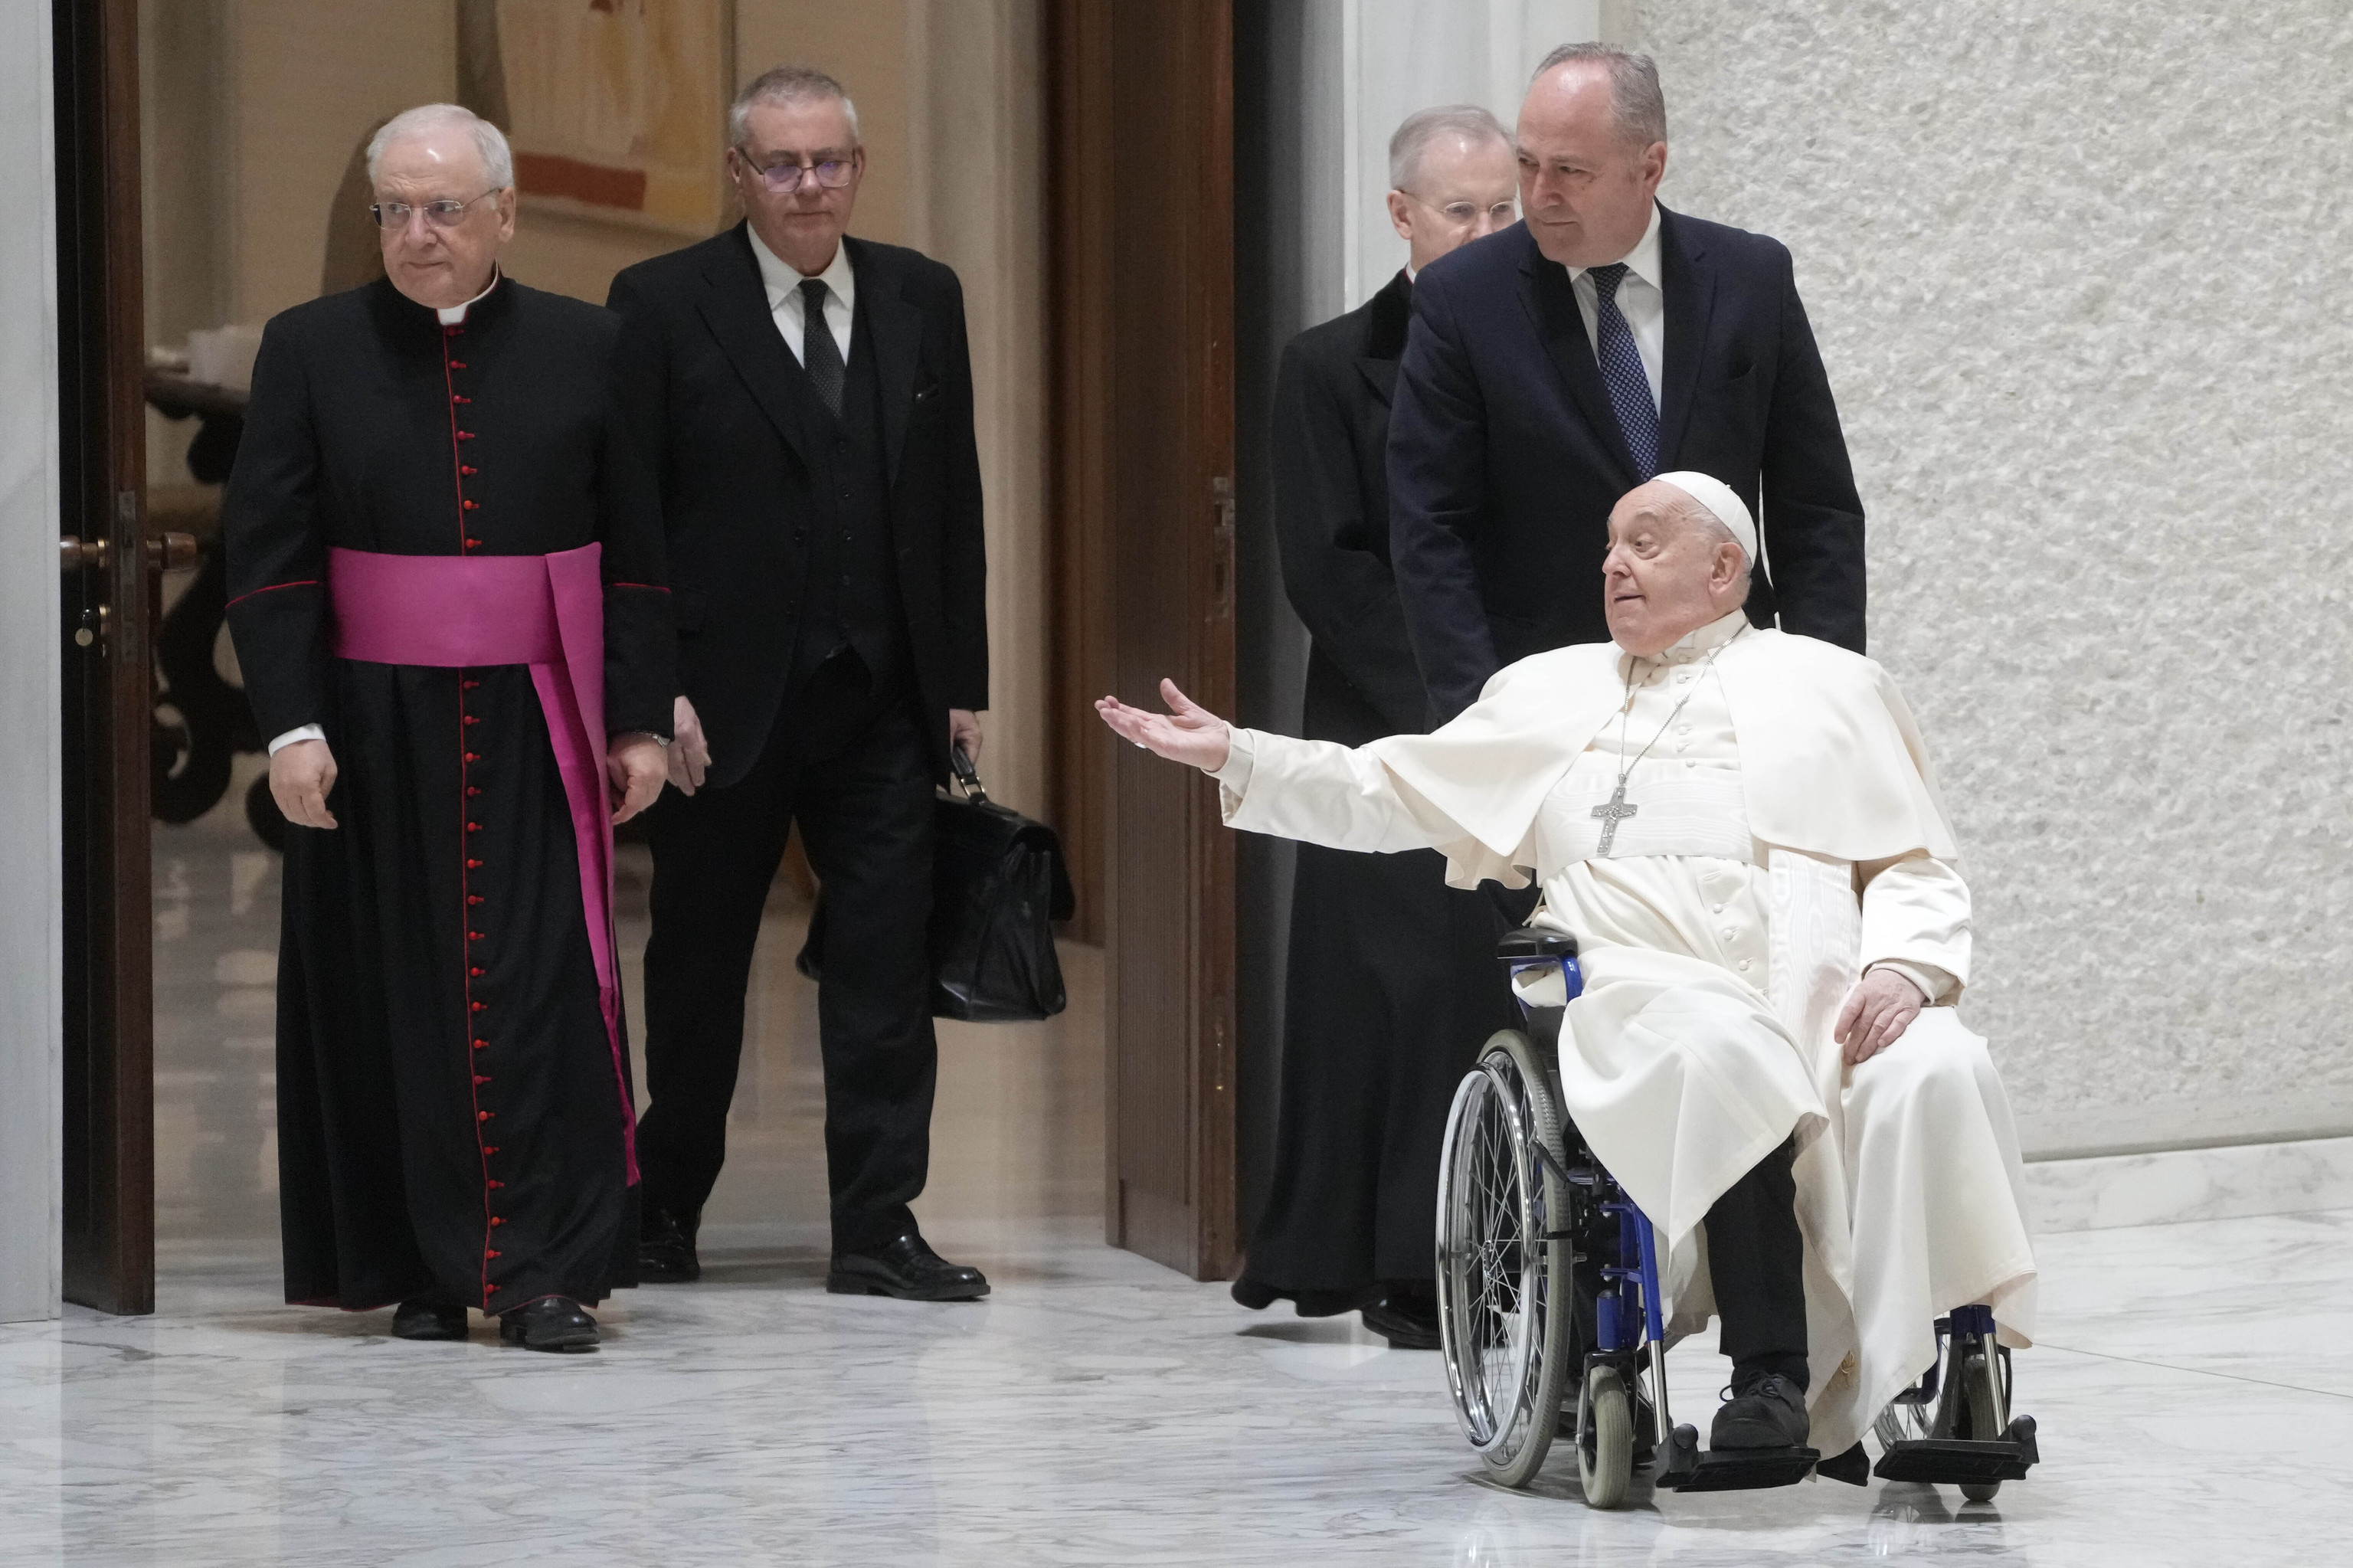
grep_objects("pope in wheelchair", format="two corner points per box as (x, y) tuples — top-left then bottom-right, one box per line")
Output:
(1098, 471), (2040, 1504)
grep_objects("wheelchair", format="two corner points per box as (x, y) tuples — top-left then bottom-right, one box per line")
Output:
(1435, 925), (2039, 1506)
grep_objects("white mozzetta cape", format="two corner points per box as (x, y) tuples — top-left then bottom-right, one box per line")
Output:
(1324, 629), (1960, 889)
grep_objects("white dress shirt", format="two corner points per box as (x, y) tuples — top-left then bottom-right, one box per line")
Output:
(748, 224), (856, 365)
(268, 272), (507, 757)
(1565, 201), (1665, 412)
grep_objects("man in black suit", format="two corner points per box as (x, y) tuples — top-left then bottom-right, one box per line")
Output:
(1390, 44), (1866, 722)
(606, 65), (990, 1301)
(1235, 107), (1527, 1349)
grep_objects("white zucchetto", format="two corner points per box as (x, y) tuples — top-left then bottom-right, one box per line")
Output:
(1652, 470), (1757, 564)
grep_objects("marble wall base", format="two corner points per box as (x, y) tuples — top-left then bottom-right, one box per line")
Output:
(2023, 1135), (2353, 1234)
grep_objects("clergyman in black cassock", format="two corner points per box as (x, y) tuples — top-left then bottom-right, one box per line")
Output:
(224, 107), (673, 1349)
(1242, 268), (1522, 1347)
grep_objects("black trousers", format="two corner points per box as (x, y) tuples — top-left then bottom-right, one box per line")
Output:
(637, 653), (938, 1252)
(1572, 1132), (1807, 1387)
(1702, 1136), (1809, 1387)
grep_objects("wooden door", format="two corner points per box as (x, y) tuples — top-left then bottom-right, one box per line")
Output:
(55, 0), (155, 1316)
(1048, 1), (1239, 1280)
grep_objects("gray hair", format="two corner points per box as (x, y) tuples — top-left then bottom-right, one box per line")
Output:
(730, 64), (860, 149)
(1387, 104), (1511, 191)
(1530, 42), (1667, 147)
(367, 103), (514, 190)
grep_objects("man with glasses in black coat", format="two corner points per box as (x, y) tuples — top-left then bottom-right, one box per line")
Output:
(607, 65), (990, 1300)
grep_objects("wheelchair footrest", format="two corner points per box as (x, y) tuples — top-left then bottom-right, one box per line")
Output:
(1872, 1416), (2040, 1485)
(1653, 1424), (1819, 1491)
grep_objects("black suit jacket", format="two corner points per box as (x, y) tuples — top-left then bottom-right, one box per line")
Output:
(607, 225), (987, 787)
(1388, 207), (1865, 721)
(1271, 270), (1428, 745)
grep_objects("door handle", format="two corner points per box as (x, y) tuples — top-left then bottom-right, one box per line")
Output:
(58, 532), (196, 573)
(1208, 476), (1236, 623)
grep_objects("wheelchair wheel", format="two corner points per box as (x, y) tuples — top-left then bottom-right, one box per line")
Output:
(1436, 1030), (1576, 1489)
(1957, 1354), (2004, 1503)
(1575, 1363), (1634, 1508)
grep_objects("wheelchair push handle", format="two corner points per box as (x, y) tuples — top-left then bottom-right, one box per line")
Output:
(1495, 925), (1577, 962)
(1497, 925), (1582, 1013)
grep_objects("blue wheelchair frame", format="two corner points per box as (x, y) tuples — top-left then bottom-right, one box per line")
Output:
(1497, 925), (2038, 1498)
(1502, 932), (1821, 1492)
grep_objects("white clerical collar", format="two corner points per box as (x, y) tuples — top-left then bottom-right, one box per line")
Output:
(436, 269), (503, 326)
(1567, 201), (1663, 292)
(748, 224), (857, 315)
(1619, 607), (1751, 670)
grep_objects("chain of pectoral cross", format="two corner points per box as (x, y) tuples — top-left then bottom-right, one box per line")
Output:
(1592, 625), (1746, 856)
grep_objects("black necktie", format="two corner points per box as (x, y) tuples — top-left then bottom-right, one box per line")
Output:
(1587, 262), (1659, 479)
(799, 277), (843, 417)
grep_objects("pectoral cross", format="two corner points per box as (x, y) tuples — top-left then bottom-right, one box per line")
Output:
(1592, 781), (1638, 856)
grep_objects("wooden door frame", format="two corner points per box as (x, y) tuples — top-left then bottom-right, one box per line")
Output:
(55, 0), (153, 1317)
(1046, 0), (1239, 1282)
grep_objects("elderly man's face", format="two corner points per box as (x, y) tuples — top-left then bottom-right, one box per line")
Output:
(1386, 133), (1519, 274)
(374, 129), (514, 310)
(731, 97), (862, 277)
(1515, 64), (1665, 269)
(1601, 481), (1746, 656)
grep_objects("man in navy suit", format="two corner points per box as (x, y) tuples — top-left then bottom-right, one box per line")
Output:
(1389, 44), (1866, 722)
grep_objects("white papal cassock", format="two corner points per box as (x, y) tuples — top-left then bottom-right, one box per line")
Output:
(1212, 609), (2038, 1457)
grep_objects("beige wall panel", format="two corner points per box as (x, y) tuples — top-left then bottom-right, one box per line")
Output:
(907, 0), (1047, 817)
(224, 0), (453, 322)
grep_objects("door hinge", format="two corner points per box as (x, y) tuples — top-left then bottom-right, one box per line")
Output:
(1209, 476), (1236, 622)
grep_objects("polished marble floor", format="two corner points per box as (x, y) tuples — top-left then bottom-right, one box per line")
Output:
(6, 1208), (2351, 1565)
(18, 758), (2342, 1563)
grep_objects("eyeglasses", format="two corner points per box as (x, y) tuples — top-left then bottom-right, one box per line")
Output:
(1403, 191), (1519, 228)
(737, 152), (857, 194)
(369, 189), (504, 230)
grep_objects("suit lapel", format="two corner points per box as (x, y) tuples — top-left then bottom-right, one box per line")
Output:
(1654, 206), (1717, 470)
(696, 225), (813, 472)
(1356, 267), (1412, 404)
(1517, 238), (1638, 485)
(853, 238), (925, 485)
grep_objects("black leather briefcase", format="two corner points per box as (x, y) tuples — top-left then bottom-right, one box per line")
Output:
(796, 750), (1075, 1023)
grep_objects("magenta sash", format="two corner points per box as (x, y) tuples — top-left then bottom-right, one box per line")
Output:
(328, 544), (637, 1183)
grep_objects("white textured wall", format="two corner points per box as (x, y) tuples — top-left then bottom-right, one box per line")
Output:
(0, 0), (63, 1321)
(1631, 2), (2353, 1140)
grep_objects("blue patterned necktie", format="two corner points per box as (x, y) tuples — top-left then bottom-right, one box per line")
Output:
(799, 278), (845, 417)
(1587, 262), (1658, 480)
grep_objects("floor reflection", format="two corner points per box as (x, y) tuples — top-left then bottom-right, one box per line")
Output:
(152, 756), (1105, 1262)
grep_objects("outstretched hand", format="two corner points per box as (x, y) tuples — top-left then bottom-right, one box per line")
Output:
(1095, 679), (1232, 772)
(1834, 967), (1926, 1067)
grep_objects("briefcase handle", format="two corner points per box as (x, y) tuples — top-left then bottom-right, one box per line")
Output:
(949, 741), (990, 806)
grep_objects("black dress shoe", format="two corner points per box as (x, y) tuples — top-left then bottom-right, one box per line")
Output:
(827, 1232), (990, 1301)
(1360, 1296), (1442, 1350)
(639, 1204), (701, 1284)
(1711, 1371), (1810, 1449)
(498, 1295), (600, 1352)
(391, 1297), (469, 1341)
